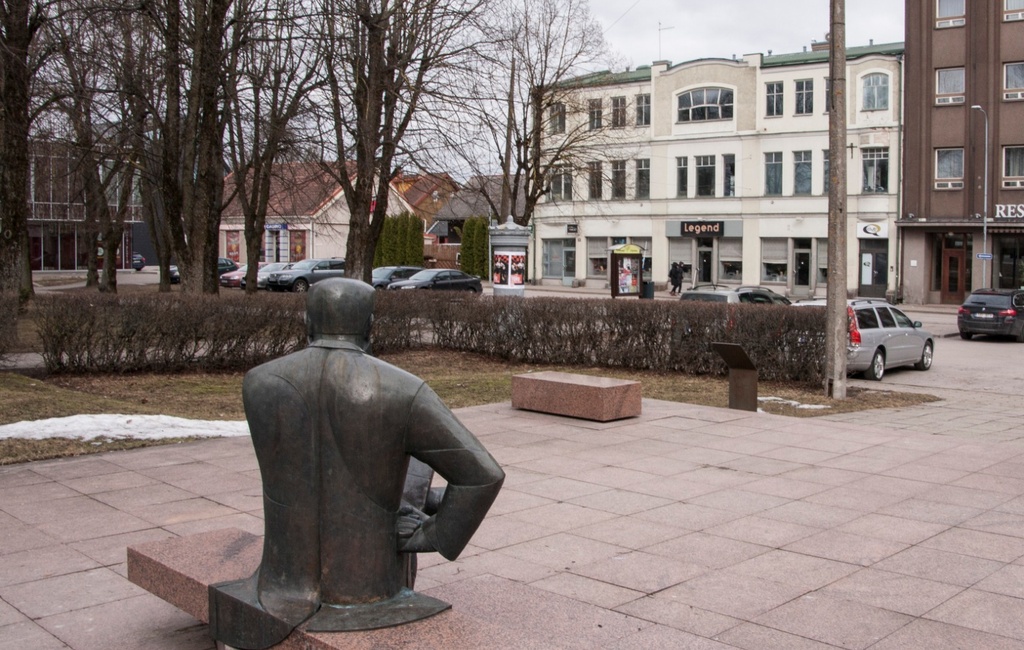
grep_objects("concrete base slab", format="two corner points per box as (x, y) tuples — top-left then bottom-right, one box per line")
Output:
(511, 372), (641, 421)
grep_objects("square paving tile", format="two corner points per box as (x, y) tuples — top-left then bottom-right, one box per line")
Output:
(868, 619), (1024, 650)
(530, 572), (644, 609)
(781, 530), (909, 566)
(716, 622), (844, 650)
(572, 550), (706, 593)
(820, 567), (964, 616)
(644, 531), (770, 569)
(704, 515), (822, 548)
(615, 595), (740, 638)
(655, 572), (807, 620)
(873, 546), (1004, 587)
(754, 592), (912, 649)
(0, 567), (146, 619)
(926, 589), (1024, 641)
(919, 527), (1024, 562)
(726, 550), (859, 591)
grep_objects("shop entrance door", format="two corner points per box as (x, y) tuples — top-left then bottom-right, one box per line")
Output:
(941, 248), (966, 304)
(562, 249), (576, 286)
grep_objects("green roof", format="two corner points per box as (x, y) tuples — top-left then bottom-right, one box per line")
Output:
(761, 42), (904, 67)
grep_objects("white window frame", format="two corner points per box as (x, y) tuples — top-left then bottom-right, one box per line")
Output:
(936, 0), (965, 28)
(862, 148), (890, 194)
(611, 96), (627, 128)
(935, 148), (965, 189)
(862, 73), (889, 111)
(794, 151), (812, 195)
(795, 79), (813, 115)
(635, 94), (651, 126)
(549, 165), (572, 201)
(676, 156), (688, 197)
(548, 103), (565, 135)
(678, 87), (735, 123)
(936, 68), (965, 105)
(1004, 146), (1024, 188)
(588, 99), (602, 130)
(611, 160), (627, 199)
(1007, 0), (1024, 21)
(764, 152), (782, 196)
(766, 81), (783, 117)
(635, 159), (650, 199)
(1005, 62), (1024, 101)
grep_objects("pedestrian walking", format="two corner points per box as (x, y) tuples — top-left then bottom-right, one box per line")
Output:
(668, 262), (682, 295)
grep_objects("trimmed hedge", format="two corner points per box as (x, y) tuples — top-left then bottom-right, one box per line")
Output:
(32, 291), (827, 383)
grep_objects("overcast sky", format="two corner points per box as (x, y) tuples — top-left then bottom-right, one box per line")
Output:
(592, 1), (905, 69)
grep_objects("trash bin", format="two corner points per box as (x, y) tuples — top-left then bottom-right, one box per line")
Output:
(641, 281), (655, 299)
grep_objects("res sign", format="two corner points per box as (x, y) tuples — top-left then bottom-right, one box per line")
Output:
(995, 204), (1024, 219)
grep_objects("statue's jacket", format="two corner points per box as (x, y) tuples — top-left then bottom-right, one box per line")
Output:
(242, 342), (504, 623)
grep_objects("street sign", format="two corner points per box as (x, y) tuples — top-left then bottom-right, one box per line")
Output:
(977, 253), (993, 260)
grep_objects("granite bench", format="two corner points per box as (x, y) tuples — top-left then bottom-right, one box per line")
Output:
(510, 371), (641, 422)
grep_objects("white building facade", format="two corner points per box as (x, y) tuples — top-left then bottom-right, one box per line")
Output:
(532, 42), (904, 300)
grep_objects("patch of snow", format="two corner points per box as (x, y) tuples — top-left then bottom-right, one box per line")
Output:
(0, 414), (249, 441)
(758, 396), (831, 410)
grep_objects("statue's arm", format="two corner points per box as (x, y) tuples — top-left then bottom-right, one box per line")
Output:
(398, 385), (504, 560)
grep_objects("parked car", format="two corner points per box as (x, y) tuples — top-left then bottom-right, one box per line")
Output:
(679, 285), (791, 305)
(957, 289), (1024, 341)
(219, 264), (249, 289)
(387, 269), (482, 292)
(242, 262), (290, 290)
(168, 265), (181, 284)
(266, 258), (345, 292)
(131, 253), (146, 271)
(794, 298), (934, 380)
(218, 258), (239, 276)
(371, 265), (423, 289)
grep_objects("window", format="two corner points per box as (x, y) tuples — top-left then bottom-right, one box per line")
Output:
(635, 159), (650, 199)
(761, 238), (788, 283)
(1008, 0), (1024, 21)
(766, 82), (783, 117)
(794, 151), (812, 195)
(542, 239), (574, 278)
(611, 160), (626, 199)
(588, 99), (602, 130)
(588, 161), (602, 199)
(548, 103), (565, 135)
(936, 68), (965, 104)
(549, 165), (572, 201)
(863, 148), (889, 193)
(825, 78), (833, 113)
(1006, 63), (1024, 99)
(936, 0), (965, 26)
(718, 238), (742, 282)
(795, 79), (813, 115)
(678, 87), (734, 122)
(764, 152), (782, 196)
(611, 96), (626, 128)
(723, 154), (736, 197)
(676, 156), (688, 197)
(1005, 146), (1024, 188)
(822, 150), (830, 193)
(696, 155), (716, 196)
(863, 74), (889, 110)
(587, 238), (608, 277)
(635, 94), (651, 126)
(816, 239), (829, 284)
(935, 148), (964, 189)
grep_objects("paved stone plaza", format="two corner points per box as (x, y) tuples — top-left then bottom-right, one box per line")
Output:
(3, 393), (1024, 649)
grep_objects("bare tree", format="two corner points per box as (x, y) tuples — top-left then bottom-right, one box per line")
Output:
(432, 0), (611, 226)
(223, 0), (322, 293)
(41, 2), (140, 292)
(125, 0), (237, 293)
(0, 0), (51, 300)
(311, 0), (486, 282)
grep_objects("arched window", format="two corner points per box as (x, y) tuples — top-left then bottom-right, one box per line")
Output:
(677, 87), (734, 122)
(863, 73), (889, 110)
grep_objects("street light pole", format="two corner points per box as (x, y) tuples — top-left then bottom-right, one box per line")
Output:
(971, 104), (989, 288)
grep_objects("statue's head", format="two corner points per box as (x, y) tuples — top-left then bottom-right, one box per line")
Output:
(305, 278), (374, 350)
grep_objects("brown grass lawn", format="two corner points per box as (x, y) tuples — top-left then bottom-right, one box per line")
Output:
(0, 348), (937, 465)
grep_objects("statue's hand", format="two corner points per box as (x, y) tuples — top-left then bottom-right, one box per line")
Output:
(397, 504), (434, 552)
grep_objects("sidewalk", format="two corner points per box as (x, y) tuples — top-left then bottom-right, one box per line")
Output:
(4, 398), (1024, 649)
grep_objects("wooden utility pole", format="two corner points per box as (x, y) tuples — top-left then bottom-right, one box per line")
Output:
(825, 0), (848, 398)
